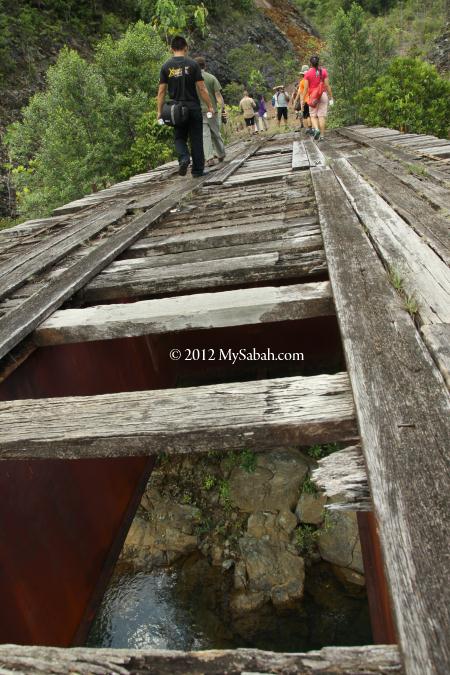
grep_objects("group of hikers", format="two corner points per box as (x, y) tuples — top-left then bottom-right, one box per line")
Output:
(157, 36), (333, 177)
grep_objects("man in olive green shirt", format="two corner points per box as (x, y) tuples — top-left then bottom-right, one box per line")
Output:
(194, 56), (226, 166)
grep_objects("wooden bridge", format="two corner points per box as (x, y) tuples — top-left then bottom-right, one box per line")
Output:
(0, 125), (448, 674)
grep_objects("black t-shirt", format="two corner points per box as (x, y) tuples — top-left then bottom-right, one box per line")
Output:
(159, 56), (203, 109)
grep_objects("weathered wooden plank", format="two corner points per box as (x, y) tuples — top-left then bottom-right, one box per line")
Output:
(304, 139), (325, 167)
(124, 216), (320, 257)
(335, 128), (450, 184)
(331, 158), (450, 324)
(421, 323), (450, 389)
(311, 165), (450, 675)
(420, 146), (450, 158)
(82, 248), (327, 302)
(117, 234), (323, 269)
(292, 140), (309, 171)
(0, 644), (403, 674)
(204, 141), (262, 185)
(359, 148), (450, 213)
(225, 170), (290, 187)
(313, 445), (372, 512)
(35, 281), (333, 345)
(0, 372), (356, 460)
(0, 208), (127, 301)
(0, 173), (221, 361)
(348, 155), (450, 264)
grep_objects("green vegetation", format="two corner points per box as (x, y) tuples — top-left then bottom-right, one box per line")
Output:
(356, 57), (450, 137)
(227, 44), (299, 98)
(5, 22), (173, 217)
(240, 449), (257, 474)
(404, 294), (419, 316)
(302, 475), (319, 495)
(203, 474), (216, 491)
(326, 3), (394, 125)
(389, 267), (404, 292)
(218, 479), (232, 508)
(306, 443), (339, 460)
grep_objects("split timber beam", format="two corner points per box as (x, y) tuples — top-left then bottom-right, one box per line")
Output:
(204, 140), (263, 185)
(35, 281), (334, 346)
(0, 372), (356, 460)
(311, 164), (450, 675)
(0, 644), (403, 674)
(313, 445), (372, 512)
(81, 247), (327, 302)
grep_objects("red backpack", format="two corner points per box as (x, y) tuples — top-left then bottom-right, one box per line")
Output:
(309, 68), (326, 108)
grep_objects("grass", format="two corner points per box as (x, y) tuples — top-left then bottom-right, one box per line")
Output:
(306, 443), (339, 460)
(405, 162), (429, 177)
(302, 475), (319, 495)
(389, 266), (404, 292)
(404, 294), (419, 316)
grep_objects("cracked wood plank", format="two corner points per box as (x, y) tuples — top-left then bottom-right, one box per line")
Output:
(35, 281), (333, 345)
(82, 248), (327, 302)
(0, 372), (356, 460)
(313, 445), (372, 511)
(331, 158), (450, 324)
(311, 165), (450, 675)
(0, 644), (403, 674)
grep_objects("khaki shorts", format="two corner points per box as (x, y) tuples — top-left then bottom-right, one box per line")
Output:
(310, 92), (328, 118)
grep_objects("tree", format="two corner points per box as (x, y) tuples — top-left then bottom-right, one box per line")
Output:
(6, 22), (173, 217)
(356, 57), (450, 137)
(326, 2), (395, 125)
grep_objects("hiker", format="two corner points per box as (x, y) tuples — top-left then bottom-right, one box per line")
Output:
(292, 65), (313, 136)
(239, 90), (258, 135)
(272, 85), (290, 129)
(302, 55), (334, 142)
(194, 56), (226, 167)
(256, 94), (269, 131)
(157, 35), (215, 177)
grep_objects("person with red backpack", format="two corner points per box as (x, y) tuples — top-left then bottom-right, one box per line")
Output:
(303, 55), (334, 142)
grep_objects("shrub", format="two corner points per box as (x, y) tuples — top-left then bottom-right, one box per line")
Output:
(6, 22), (172, 217)
(357, 57), (450, 137)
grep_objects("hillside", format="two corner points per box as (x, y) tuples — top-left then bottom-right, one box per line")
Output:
(0, 0), (318, 219)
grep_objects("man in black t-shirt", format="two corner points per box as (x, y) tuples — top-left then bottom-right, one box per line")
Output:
(157, 35), (214, 177)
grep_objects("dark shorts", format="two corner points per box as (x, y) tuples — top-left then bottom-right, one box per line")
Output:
(277, 106), (288, 121)
(303, 102), (310, 119)
(245, 116), (255, 127)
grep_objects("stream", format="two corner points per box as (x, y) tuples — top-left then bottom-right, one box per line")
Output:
(87, 556), (373, 652)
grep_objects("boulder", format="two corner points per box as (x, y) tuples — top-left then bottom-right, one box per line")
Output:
(234, 534), (305, 611)
(122, 488), (201, 568)
(317, 510), (364, 574)
(229, 448), (309, 513)
(296, 492), (327, 525)
(246, 509), (297, 543)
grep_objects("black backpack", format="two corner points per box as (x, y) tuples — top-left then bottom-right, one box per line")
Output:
(161, 58), (190, 127)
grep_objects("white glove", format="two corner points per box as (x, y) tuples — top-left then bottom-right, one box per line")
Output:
(158, 118), (165, 125)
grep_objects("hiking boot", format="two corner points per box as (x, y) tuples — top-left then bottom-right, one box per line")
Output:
(178, 157), (190, 176)
(313, 129), (321, 141)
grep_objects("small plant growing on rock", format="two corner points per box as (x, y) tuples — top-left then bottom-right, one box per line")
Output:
(302, 475), (318, 495)
(182, 492), (193, 505)
(240, 449), (257, 474)
(203, 474), (216, 491)
(306, 443), (338, 460)
(218, 480), (232, 509)
(295, 524), (320, 556)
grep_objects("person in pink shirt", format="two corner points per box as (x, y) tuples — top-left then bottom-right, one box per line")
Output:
(303, 55), (334, 141)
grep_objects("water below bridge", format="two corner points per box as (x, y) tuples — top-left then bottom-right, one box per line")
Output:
(87, 556), (372, 652)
